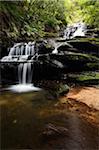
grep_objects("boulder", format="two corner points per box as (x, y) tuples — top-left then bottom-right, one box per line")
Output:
(35, 40), (54, 54)
(34, 81), (70, 97)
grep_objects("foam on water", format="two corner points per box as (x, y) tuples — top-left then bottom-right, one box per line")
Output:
(7, 84), (41, 93)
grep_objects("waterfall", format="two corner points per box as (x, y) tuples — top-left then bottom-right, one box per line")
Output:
(64, 22), (86, 39)
(1, 42), (35, 84)
(48, 39), (65, 54)
(8, 42), (35, 56)
(1, 41), (41, 92)
(52, 47), (58, 54)
(1, 41), (35, 84)
(18, 63), (23, 84)
(7, 61), (41, 92)
(2, 42), (35, 84)
(18, 62), (33, 84)
(50, 39), (71, 54)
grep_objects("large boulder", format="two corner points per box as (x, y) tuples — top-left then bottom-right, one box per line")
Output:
(38, 81), (70, 97)
(35, 40), (54, 54)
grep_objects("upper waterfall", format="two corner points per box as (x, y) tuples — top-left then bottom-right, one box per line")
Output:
(63, 22), (87, 39)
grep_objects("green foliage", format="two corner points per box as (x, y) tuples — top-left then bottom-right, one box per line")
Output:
(80, 0), (99, 27)
(0, 0), (99, 42)
(64, 0), (99, 28)
(0, 0), (67, 39)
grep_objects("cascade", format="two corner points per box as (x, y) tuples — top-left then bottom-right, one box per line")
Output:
(47, 39), (58, 54)
(1, 34), (78, 92)
(18, 62), (33, 84)
(9, 42), (35, 56)
(1, 42), (35, 62)
(64, 22), (86, 39)
(1, 42), (41, 92)
(48, 39), (68, 54)
(52, 42), (71, 54)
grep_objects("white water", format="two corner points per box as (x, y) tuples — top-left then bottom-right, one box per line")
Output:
(52, 47), (58, 54)
(8, 61), (41, 93)
(49, 39), (69, 54)
(9, 42), (35, 56)
(1, 41), (41, 92)
(8, 84), (41, 93)
(10, 60), (41, 93)
(64, 22), (86, 39)
(1, 42), (35, 62)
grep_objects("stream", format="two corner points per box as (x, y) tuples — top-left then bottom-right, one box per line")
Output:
(0, 22), (99, 149)
(0, 89), (99, 150)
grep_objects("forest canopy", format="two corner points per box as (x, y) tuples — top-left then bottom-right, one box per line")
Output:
(65, 0), (99, 27)
(0, 0), (99, 40)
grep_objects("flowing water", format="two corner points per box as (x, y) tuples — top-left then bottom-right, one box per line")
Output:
(1, 42), (41, 92)
(64, 22), (86, 39)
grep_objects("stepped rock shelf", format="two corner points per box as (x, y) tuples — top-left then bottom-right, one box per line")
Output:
(0, 23), (99, 85)
(0, 42), (99, 85)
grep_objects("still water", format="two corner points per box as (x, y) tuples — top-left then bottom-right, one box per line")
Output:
(0, 89), (99, 149)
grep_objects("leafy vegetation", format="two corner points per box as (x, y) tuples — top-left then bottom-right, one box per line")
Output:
(64, 0), (99, 27)
(0, 0), (99, 42)
(0, 0), (67, 40)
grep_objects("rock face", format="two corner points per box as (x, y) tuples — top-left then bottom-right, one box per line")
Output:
(68, 41), (99, 56)
(0, 36), (99, 85)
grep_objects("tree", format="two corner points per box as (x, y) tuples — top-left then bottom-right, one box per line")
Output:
(64, 0), (99, 28)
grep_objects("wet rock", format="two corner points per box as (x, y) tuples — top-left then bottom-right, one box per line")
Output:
(57, 44), (78, 53)
(35, 81), (70, 98)
(85, 28), (99, 38)
(28, 52), (99, 80)
(65, 72), (99, 85)
(35, 40), (54, 54)
(57, 83), (70, 96)
(0, 63), (18, 84)
(68, 41), (99, 56)
(42, 123), (68, 139)
(50, 53), (99, 72)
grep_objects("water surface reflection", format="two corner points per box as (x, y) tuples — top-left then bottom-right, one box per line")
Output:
(0, 90), (99, 149)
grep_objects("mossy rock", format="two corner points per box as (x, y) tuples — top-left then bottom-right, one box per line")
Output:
(49, 83), (70, 98)
(68, 41), (99, 57)
(57, 83), (70, 96)
(67, 72), (99, 85)
(36, 81), (70, 98)
(76, 72), (99, 81)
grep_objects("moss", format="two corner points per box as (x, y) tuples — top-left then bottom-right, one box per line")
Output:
(67, 72), (99, 85)
(44, 32), (58, 37)
(68, 38), (99, 45)
(76, 72), (99, 81)
(86, 63), (99, 69)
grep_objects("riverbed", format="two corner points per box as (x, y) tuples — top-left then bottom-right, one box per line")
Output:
(0, 87), (99, 149)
